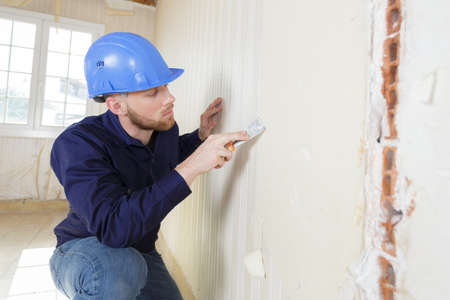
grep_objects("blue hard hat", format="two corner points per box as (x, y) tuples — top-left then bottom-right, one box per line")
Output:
(84, 32), (183, 101)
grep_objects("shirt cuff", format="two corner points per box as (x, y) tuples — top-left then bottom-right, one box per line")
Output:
(155, 170), (192, 205)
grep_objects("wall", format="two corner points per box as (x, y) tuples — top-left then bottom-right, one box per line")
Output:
(396, 0), (450, 298)
(154, 0), (368, 299)
(0, 0), (156, 201)
(348, 1), (450, 299)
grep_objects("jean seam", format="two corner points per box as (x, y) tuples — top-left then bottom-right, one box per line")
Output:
(58, 249), (100, 299)
(50, 257), (69, 298)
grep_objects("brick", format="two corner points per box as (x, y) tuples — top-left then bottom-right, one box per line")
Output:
(379, 256), (396, 300)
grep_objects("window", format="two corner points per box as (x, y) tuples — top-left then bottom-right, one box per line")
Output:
(0, 18), (36, 125)
(0, 7), (104, 138)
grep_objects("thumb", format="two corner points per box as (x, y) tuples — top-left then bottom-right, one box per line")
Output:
(218, 131), (249, 146)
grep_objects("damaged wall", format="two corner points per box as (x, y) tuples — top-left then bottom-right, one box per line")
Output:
(154, 0), (368, 299)
(396, 0), (450, 298)
(0, 0), (156, 201)
(350, 0), (450, 299)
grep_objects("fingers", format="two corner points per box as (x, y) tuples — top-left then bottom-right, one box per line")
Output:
(213, 148), (233, 169)
(214, 156), (225, 169)
(211, 104), (223, 115)
(217, 131), (250, 145)
(210, 97), (222, 108)
(218, 149), (233, 161)
(206, 97), (222, 111)
(224, 153), (232, 161)
(204, 100), (223, 118)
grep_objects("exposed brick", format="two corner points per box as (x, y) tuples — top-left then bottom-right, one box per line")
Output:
(386, 88), (397, 109)
(381, 197), (403, 257)
(387, 6), (401, 35)
(386, 109), (398, 139)
(383, 35), (400, 66)
(383, 175), (393, 196)
(389, 41), (398, 62)
(383, 147), (397, 172)
(379, 2), (401, 298)
(379, 257), (396, 300)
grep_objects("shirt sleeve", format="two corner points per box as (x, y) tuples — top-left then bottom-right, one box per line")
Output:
(178, 128), (204, 163)
(51, 129), (191, 248)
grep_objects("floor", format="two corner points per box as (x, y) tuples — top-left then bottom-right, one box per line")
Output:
(0, 207), (68, 300)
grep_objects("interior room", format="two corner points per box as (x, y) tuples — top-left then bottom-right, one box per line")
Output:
(0, 0), (449, 299)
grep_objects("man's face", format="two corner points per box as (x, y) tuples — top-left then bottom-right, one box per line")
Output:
(124, 84), (176, 131)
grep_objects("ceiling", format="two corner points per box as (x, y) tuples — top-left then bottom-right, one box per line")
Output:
(131, 0), (157, 7)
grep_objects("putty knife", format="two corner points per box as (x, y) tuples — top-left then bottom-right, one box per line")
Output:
(226, 118), (265, 151)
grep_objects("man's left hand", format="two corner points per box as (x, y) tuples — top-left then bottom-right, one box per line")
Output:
(199, 97), (223, 141)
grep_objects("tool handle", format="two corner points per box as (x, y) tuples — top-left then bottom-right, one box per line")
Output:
(226, 142), (235, 151)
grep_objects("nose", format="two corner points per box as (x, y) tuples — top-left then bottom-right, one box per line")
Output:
(163, 91), (176, 105)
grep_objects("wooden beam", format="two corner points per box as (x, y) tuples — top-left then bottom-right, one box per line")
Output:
(131, 0), (156, 7)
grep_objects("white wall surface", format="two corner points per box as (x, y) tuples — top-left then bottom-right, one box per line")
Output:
(0, 0), (156, 201)
(396, 0), (450, 298)
(155, 0), (368, 299)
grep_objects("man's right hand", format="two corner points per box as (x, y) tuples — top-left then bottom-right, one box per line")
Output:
(175, 131), (249, 186)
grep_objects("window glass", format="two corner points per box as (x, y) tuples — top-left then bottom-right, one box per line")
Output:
(0, 18), (12, 44)
(70, 31), (91, 55)
(12, 21), (36, 48)
(66, 78), (87, 104)
(44, 76), (67, 102)
(0, 12), (100, 134)
(10, 47), (33, 73)
(0, 45), (10, 70)
(0, 19), (36, 126)
(6, 97), (28, 124)
(42, 101), (64, 126)
(0, 98), (5, 122)
(7, 72), (31, 98)
(65, 103), (86, 125)
(42, 26), (92, 127)
(48, 27), (71, 53)
(46, 52), (69, 77)
(68, 55), (84, 80)
(0, 71), (7, 97)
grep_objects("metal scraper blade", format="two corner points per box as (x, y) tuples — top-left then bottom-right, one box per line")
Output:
(233, 118), (265, 148)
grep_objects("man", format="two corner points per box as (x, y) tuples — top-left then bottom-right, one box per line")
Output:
(49, 32), (248, 300)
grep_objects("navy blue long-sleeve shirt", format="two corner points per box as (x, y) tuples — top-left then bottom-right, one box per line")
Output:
(51, 110), (203, 252)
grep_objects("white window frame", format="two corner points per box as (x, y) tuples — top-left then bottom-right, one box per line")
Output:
(0, 6), (105, 138)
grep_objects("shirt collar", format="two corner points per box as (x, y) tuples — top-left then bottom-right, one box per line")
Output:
(104, 109), (145, 147)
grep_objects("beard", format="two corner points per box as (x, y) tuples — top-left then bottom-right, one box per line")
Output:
(127, 104), (175, 131)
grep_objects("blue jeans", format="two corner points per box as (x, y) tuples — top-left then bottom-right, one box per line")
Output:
(49, 236), (182, 300)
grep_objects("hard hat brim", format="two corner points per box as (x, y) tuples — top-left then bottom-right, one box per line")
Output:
(124, 67), (184, 93)
(162, 68), (184, 87)
(89, 68), (184, 100)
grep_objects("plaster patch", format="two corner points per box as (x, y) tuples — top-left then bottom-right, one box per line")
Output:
(244, 249), (266, 278)
(299, 147), (312, 162)
(413, 71), (438, 105)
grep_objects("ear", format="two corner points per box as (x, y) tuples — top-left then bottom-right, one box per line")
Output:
(106, 95), (127, 116)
